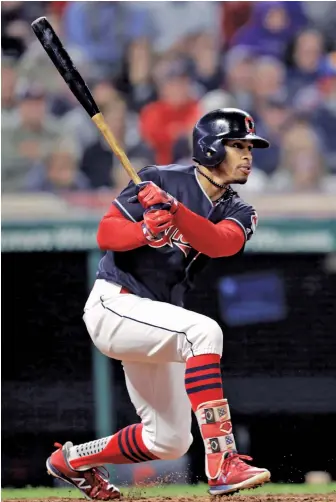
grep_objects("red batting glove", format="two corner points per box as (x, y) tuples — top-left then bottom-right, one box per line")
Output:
(142, 209), (174, 241)
(134, 182), (179, 214)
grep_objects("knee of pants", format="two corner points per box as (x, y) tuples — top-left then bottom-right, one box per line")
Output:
(154, 432), (193, 460)
(188, 318), (223, 357)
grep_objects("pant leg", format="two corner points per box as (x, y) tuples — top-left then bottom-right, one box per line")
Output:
(123, 360), (193, 460)
(83, 279), (223, 363)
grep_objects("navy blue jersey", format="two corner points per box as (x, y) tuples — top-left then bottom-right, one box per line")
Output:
(97, 164), (258, 305)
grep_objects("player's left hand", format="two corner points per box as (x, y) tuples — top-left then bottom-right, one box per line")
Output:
(128, 181), (179, 214)
(142, 208), (174, 241)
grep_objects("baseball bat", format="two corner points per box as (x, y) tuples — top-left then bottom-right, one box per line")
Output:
(31, 16), (141, 185)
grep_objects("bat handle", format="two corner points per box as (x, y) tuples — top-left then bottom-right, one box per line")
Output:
(92, 113), (141, 185)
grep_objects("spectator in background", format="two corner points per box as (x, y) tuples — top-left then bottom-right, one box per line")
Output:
(252, 57), (287, 112)
(1, 57), (18, 121)
(128, 1), (222, 110)
(230, 1), (306, 60)
(271, 120), (336, 193)
(199, 90), (237, 114)
(172, 90), (237, 165)
(80, 98), (154, 190)
(90, 80), (121, 111)
(1, 1), (41, 59)
(223, 46), (256, 111)
(291, 52), (336, 176)
(127, 35), (154, 112)
(188, 33), (223, 94)
(286, 29), (325, 97)
(302, 2), (336, 50)
(1, 0), (335, 198)
(1, 83), (62, 192)
(221, 1), (253, 47)
(140, 58), (200, 165)
(61, 79), (120, 156)
(48, 1), (68, 18)
(24, 139), (90, 193)
(147, 1), (221, 56)
(16, 11), (92, 115)
(62, 2), (153, 82)
(313, 53), (336, 173)
(253, 94), (293, 175)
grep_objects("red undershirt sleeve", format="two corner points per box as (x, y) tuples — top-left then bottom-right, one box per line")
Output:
(97, 204), (147, 251)
(174, 203), (246, 258)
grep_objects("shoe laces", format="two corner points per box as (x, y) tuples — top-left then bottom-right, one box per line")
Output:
(223, 452), (253, 472)
(53, 442), (110, 487)
(90, 466), (110, 483)
(86, 468), (113, 500)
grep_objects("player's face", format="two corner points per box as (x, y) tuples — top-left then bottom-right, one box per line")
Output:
(220, 140), (253, 184)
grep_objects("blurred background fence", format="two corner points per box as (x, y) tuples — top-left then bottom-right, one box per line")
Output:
(2, 0), (336, 489)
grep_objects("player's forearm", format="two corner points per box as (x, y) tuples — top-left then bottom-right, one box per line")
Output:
(174, 204), (245, 258)
(97, 205), (147, 252)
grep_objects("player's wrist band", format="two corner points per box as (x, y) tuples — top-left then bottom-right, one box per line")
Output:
(142, 223), (160, 242)
(170, 198), (179, 214)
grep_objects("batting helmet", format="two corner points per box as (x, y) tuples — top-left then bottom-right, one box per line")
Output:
(192, 108), (270, 168)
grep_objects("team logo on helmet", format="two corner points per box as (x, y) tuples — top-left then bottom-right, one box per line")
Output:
(245, 116), (255, 134)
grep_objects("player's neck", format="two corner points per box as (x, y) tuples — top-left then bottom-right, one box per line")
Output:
(196, 166), (228, 201)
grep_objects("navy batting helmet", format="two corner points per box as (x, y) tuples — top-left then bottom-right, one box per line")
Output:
(192, 108), (270, 168)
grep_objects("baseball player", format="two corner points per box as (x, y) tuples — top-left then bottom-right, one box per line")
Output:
(46, 108), (271, 499)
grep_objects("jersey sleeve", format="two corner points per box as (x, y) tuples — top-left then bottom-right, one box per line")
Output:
(112, 165), (162, 222)
(224, 200), (258, 242)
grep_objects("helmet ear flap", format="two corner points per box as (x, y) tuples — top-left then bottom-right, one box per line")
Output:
(196, 137), (226, 168)
(193, 126), (229, 167)
(220, 138), (227, 160)
(200, 140), (216, 159)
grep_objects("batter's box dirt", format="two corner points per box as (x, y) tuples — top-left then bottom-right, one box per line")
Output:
(3, 496), (336, 502)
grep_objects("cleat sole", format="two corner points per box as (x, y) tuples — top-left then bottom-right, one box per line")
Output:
(209, 471), (271, 496)
(46, 458), (120, 501)
(46, 458), (92, 500)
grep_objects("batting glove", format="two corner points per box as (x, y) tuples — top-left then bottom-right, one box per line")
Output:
(128, 181), (179, 214)
(142, 208), (174, 241)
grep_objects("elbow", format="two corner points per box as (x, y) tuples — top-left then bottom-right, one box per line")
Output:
(96, 221), (110, 250)
(96, 205), (128, 251)
(96, 230), (105, 251)
(207, 239), (245, 258)
(202, 247), (225, 258)
(206, 249), (221, 259)
(209, 225), (246, 258)
(223, 243), (244, 257)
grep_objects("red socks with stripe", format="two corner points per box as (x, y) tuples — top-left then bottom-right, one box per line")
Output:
(68, 424), (158, 470)
(185, 354), (224, 412)
(68, 355), (223, 470)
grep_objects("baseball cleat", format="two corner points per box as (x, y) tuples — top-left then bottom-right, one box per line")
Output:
(46, 442), (120, 500)
(208, 451), (271, 496)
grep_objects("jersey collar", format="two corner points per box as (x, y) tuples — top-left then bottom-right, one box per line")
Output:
(193, 167), (234, 207)
(194, 167), (213, 207)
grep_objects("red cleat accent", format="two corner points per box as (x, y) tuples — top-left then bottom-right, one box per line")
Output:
(208, 451), (271, 496)
(46, 442), (121, 500)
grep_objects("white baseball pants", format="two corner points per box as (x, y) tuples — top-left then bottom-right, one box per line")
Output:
(83, 279), (223, 459)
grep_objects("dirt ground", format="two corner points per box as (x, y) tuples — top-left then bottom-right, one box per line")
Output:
(4, 496), (336, 502)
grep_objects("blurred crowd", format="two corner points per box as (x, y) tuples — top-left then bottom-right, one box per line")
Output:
(2, 0), (336, 195)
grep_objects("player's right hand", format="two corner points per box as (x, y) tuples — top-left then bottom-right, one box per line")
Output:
(128, 181), (178, 214)
(142, 209), (174, 241)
